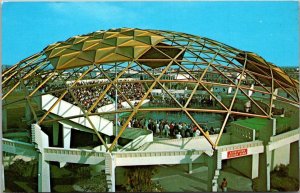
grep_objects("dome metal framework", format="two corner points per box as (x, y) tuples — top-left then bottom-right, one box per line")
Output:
(2, 28), (299, 151)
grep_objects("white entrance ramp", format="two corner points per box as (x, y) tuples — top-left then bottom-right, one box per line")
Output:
(42, 94), (113, 136)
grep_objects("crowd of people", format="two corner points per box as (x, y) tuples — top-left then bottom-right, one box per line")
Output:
(118, 117), (219, 139)
(44, 80), (146, 111)
(150, 95), (217, 108)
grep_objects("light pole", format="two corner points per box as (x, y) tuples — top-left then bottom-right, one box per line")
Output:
(115, 63), (118, 150)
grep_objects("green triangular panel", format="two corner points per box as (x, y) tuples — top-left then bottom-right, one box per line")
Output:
(135, 36), (151, 45)
(95, 48), (115, 62)
(49, 57), (60, 68)
(116, 47), (134, 58)
(65, 37), (75, 44)
(49, 45), (72, 58)
(82, 40), (101, 50)
(58, 58), (92, 70)
(57, 52), (80, 67)
(73, 36), (89, 44)
(120, 30), (134, 36)
(78, 50), (96, 62)
(70, 42), (84, 51)
(117, 37), (133, 45)
(103, 32), (117, 39)
(93, 33), (104, 39)
(102, 38), (117, 46)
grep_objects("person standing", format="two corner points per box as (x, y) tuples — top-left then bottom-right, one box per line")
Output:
(221, 178), (228, 192)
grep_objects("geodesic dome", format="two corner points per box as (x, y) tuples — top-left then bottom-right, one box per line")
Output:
(2, 28), (299, 151)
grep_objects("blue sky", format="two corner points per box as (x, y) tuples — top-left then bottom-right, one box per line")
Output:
(2, 1), (299, 67)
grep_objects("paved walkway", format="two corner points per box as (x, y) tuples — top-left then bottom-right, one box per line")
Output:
(152, 164), (253, 192)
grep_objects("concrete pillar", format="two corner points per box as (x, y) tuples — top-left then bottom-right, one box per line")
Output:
(2, 108), (7, 132)
(62, 124), (71, 149)
(207, 152), (220, 192)
(188, 162), (193, 174)
(251, 153), (259, 179)
(105, 154), (116, 192)
(60, 124), (72, 168)
(32, 124), (51, 192)
(273, 88), (278, 100)
(257, 145), (272, 191)
(248, 84), (254, 97)
(271, 118), (276, 136)
(53, 122), (59, 146)
(288, 141), (299, 180)
(38, 153), (51, 192)
(1, 164), (5, 191)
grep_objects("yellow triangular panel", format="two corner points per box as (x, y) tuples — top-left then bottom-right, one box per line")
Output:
(103, 32), (118, 39)
(93, 33), (104, 39)
(134, 29), (148, 36)
(58, 49), (81, 57)
(82, 42), (103, 51)
(116, 37), (133, 45)
(97, 53), (131, 63)
(73, 36), (89, 44)
(134, 46), (151, 58)
(57, 58), (92, 70)
(119, 39), (148, 47)
(49, 45), (72, 58)
(151, 36), (165, 45)
(95, 48), (116, 62)
(120, 28), (133, 32)
(44, 43), (60, 52)
(120, 30), (134, 36)
(45, 28), (165, 69)
(57, 52), (81, 68)
(82, 40), (101, 50)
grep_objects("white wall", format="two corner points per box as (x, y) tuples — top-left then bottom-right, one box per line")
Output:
(272, 144), (290, 170)
(42, 94), (113, 136)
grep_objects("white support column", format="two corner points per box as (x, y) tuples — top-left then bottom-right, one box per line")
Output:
(62, 124), (71, 149)
(31, 124), (51, 192)
(60, 124), (72, 168)
(248, 84), (254, 97)
(271, 118), (276, 136)
(273, 88), (278, 101)
(105, 153), (116, 192)
(228, 86), (232, 94)
(188, 162), (193, 174)
(207, 151), (222, 192)
(209, 87), (213, 101)
(53, 122), (59, 146)
(1, 164), (5, 191)
(266, 146), (272, 191)
(288, 141), (299, 180)
(2, 108), (7, 132)
(38, 153), (51, 192)
(251, 153), (259, 179)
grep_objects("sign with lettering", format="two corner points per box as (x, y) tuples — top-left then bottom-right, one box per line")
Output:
(227, 148), (248, 159)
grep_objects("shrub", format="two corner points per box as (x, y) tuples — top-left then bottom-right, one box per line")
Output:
(76, 172), (107, 192)
(123, 166), (164, 192)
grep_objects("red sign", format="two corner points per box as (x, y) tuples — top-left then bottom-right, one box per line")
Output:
(227, 148), (248, 159)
